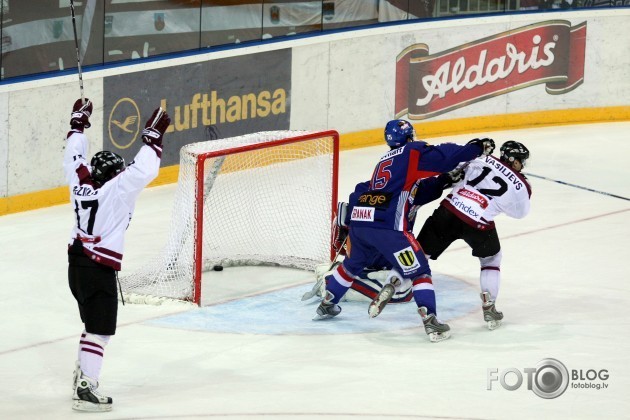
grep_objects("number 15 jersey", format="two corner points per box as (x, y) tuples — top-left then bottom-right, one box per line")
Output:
(442, 155), (532, 231)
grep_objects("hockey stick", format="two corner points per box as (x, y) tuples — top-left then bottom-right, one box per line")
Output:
(69, 0), (85, 103)
(301, 235), (347, 301)
(524, 173), (630, 202)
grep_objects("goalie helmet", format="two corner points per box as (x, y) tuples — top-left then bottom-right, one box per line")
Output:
(384, 119), (415, 148)
(91, 151), (125, 185)
(500, 141), (529, 167)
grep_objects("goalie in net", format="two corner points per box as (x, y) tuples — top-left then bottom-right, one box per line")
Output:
(119, 130), (339, 305)
(306, 168), (463, 304)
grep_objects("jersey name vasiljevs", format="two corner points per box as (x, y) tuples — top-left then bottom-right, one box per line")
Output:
(350, 141), (481, 232)
(442, 155), (531, 230)
(63, 130), (160, 270)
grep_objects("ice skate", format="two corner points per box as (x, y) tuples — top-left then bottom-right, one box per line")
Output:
(313, 291), (341, 320)
(368, 283), (394, 318)
(418, 306), (451, 342)
(480, 292), (503, 330)
(368, 275), (401, 318)
(72, 372), (113, 412)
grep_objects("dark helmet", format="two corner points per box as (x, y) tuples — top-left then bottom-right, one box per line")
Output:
(384, 119), (415, 148)
(91, 151), (125, 184)
(500, 141), (529, 167)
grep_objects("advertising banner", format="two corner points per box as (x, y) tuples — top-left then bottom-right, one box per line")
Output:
(103, 49), (291, 165)
(395, 20), (587, 120)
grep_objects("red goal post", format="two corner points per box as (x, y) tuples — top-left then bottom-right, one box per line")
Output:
(120, 130), (339, 305)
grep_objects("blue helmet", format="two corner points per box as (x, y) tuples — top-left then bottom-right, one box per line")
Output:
(384, 119), (415, 148)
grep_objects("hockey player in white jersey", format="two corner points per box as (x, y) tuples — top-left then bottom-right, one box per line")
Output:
(415, 140), (532, 330)
(64, 98), (170, 412)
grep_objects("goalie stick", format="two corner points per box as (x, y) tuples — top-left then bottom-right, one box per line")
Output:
(301, 235), (347, 301)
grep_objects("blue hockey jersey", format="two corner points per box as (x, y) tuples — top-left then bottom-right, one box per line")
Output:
(349, 141), (481, 231)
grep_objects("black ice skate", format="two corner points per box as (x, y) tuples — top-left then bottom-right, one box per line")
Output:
(418, 306), (451, 342)
(480, 292), (503, 330)
(72, 372), (113, 412)
(313, 291), (341, 320)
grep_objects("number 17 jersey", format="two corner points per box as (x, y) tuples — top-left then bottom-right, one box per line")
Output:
(63, 130), (160, 270)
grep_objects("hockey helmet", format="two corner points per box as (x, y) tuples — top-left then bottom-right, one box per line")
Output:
(91, 151), (125, 184)
(384, 119), (415, 148)
(500, 141), (529, 167)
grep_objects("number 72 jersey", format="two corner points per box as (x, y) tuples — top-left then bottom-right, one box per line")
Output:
(442, 155), (532, 230)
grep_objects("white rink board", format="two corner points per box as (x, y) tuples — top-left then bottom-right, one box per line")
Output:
(0, 9), (629, 197)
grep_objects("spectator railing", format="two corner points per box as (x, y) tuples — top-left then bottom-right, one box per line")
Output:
(0, 0), (626, 82)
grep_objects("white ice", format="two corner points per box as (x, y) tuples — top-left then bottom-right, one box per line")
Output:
(1, 122), (629, 419)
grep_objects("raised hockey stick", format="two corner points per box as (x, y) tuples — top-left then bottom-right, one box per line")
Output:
(301, 235), (347, 301)
(524, 173), (630, 202)
(69, 0), (85, 103)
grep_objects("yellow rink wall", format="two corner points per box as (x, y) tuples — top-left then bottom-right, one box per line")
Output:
(1, 106), (628, 216)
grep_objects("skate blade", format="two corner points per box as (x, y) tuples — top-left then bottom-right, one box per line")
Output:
(368, 301), (382, 318)
(487, 320), (502, 330)
(312, 313), (336, 321)
(368, 299), (388, 318)
(72, 400), (112, 412)
(428, 331), (451, 343)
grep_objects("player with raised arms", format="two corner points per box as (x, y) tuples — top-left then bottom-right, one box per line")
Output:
(64, 98), (170, 411)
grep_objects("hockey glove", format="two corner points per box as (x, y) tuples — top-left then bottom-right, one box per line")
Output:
(70, 98), (93, 131)
(332, 201), (349, 256)
(438, 167), (464, 187)
(447, 167), (464, 183)
(141, 107), (171, 148)
(467, 138), (495, 156)
(332, 223), (349, 257)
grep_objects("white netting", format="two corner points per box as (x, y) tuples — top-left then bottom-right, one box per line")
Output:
(120, 130), (337, 304)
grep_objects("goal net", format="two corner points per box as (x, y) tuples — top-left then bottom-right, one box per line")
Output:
(120, 130), (339, 305)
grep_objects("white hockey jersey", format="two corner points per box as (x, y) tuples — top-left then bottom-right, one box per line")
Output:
(441, 155), (531, 231)
(63, 130), (160, 270)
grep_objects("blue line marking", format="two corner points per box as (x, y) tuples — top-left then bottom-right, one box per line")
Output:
(147, 274), (478, 335)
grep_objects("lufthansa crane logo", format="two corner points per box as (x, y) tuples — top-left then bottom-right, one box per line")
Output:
(109, 98), (141, 149)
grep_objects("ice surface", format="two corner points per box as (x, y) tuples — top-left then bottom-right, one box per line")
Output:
(0, 122), (628, 419)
